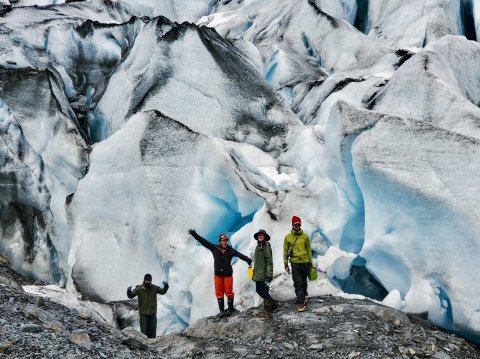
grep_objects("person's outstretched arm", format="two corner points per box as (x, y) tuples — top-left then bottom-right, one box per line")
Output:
(127, 286), (138, 299)
(155, 282), (169, 295)
(233, 249), (252, 266)
(188, 229), (216, 251)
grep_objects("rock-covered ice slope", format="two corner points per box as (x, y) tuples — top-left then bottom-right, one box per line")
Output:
(2, 261), (478, 358)
(1, 0), (480, 342)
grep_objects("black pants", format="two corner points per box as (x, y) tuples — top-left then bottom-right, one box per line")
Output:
(291, 262), (309, 304)
(139, 314), (157, 338)
(255, 281), (273, 301)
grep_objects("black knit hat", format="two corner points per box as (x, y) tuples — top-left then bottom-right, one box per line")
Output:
(254, 229), (270, 241)
(144, 273), (152, 281)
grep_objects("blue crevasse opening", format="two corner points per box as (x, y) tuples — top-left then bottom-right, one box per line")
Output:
(46, 234), (62, 284)
(193, 179), (262, 248)
(85, 86), (95, 108)
(311, 226), (332, 258)
(429, 286), (454, 332)
(334, 256), (388, 301)
(431, 286), (480, 344)
(263, 50), (279, 87)
(460, 0), (477, 41)
(341, 0), (359, 24)
(265, 62), (278, 85)
(87, 112), (107, 143)
(336, 141), (366, 254)
(339, 198), (365, 254)
(354, 0), (370, 34)
(194, 208), (257, 248)
(191, 175), (262, 269)
(300, 32), (322, 65)
(229, 211), (256, 234)
(437, 286), (454, 327)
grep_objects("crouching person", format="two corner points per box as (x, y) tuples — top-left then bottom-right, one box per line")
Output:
(253, 229), (278, 318)
(127, 274), (169, 338)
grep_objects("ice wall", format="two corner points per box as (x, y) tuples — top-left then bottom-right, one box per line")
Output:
(0, 0), (480, 341)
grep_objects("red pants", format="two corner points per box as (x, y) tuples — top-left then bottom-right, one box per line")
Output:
(214, 275), (234, 299)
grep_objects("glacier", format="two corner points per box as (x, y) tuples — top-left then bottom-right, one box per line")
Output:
(0, 0), (479, 343)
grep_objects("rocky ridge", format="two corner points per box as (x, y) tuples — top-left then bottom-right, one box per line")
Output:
(0, 259), (479, 358)
(154, 296), (480, 359)
(0, 259), (155, 358)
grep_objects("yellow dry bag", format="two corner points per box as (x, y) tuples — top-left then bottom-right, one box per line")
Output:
(248, 266), (253, 280)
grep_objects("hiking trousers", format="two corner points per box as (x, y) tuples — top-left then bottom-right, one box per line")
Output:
(139, 314), (157, 338)
(214, 275), (234, 299)
(291, 262), (309, 304)
(255, 281), (273, 301)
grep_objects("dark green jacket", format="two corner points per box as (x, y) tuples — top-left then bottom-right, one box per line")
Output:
(253, 242), (273, 282)
(127, 284), (167, 315)
(283, 230), (313, 265)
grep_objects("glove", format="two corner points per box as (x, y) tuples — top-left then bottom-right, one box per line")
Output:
(188, 229), (197, 236)
(285, 264), (290, 273)
(127, 286), (132, 292)
(248, 259), (253, 266)
(162, 281), (169, 291)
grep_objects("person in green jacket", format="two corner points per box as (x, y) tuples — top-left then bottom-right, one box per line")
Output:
(127, 274), (169, 338)
(252, 229), (278, 318)
(283, 216), (313, 312)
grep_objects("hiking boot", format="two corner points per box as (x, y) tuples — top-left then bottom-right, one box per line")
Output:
(217, 298), (225, 317)
(297, 304), (306, 312)
(225, 298), (235, 316)
(217, 310), (226, 318)
(255, 310), (272, 318)
(255, 299), (272, 318)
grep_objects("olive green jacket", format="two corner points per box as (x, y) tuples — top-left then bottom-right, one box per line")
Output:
(253, 242), (273, 282)
(127, 284), (167, 315)
(283, 230), (313, 265)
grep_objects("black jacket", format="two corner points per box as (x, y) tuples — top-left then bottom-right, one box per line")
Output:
(192, 232), (252, 276)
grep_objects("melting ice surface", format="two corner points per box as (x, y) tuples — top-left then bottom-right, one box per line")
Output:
(1, 0), (479, 343)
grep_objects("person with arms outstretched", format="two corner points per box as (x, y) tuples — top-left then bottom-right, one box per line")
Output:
(127, 274), (169, 338)
(188, 229), (252, 317)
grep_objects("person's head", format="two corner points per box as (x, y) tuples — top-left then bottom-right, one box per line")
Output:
(219, 233), (229, 248)
(143, 273), (152, 287)
(292, 216), (302, 232)
(254, 229), (270, 242)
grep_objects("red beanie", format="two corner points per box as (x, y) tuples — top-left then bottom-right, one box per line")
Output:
(218, 233), (229, 241)
(292, 216), (302, 225)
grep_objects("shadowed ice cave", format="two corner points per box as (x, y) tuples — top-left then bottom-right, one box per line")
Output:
(333, 256), (388, 301)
